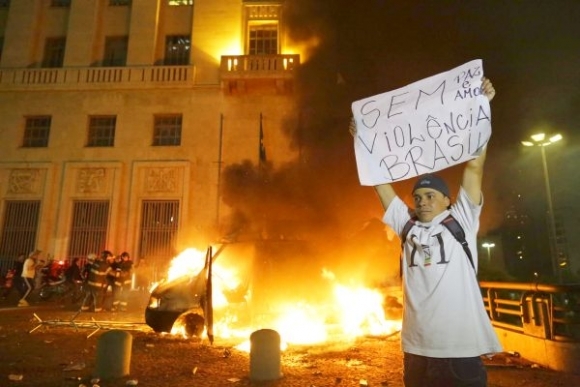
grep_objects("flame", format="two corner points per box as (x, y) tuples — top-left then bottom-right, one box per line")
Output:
(166, 248), (206, 281)
(158, 249), (402, 348)
(285, 36), (321, 62)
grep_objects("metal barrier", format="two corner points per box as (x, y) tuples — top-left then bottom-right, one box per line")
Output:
(30, 312), (152, 339)
(480, 281), (580, 342)
(480, 281), (580, 373)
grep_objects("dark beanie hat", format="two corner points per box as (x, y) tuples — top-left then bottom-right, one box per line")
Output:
(412, 174), (450, 197)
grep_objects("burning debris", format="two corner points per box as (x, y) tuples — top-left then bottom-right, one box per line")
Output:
(143, 243), (402, 348)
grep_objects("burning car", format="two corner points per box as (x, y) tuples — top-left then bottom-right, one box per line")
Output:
(145, 269), (210, 337)
(144, 244), (252, 341)
(144, 240), (402, 345)
(145, 247), (214, 339)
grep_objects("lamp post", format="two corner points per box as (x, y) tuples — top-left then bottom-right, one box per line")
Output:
(482, 242), (495, 261)
(522, 132), (562, 282)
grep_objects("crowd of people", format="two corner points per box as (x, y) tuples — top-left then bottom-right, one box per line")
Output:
(80, 250), (134, 312)
(1, 249), (139, 312)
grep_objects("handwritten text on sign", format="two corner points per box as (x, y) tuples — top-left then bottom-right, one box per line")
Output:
(351, 59), (491, 186)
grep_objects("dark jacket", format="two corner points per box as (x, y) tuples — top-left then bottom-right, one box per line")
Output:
(86, 259), (108, 289)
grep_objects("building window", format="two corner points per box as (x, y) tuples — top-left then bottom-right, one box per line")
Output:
(248, 23), (278, 55)
(103, 36), (128, 67)
(109, 0), (131, 5)
(88, 116), (116, 147)
(138, 200), (179, 262)
(153, 115), (182, 146)
(23, 116), (51, 148)
(42, 37), (66, 68)
(51, 0), (71, 7)
(68, 201), (110, 262)
(168, 0), (193, 5)
(164, 35), (190, 65)
(0, 0), (10, 9)
(245, 4), (280, 55)
(0, 201), (40, 260)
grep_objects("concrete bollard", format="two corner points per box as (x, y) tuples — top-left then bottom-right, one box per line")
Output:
(249, 329), (282, 381)
(94, 330), (132, 379)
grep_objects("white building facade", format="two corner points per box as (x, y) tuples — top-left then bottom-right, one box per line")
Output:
(0, 0), (301, 268)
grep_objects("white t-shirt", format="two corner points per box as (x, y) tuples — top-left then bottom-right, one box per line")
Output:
(22, 258), (36, 279)
(384, 187), (502, 358)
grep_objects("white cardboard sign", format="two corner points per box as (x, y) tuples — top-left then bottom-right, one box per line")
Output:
(351, 59), (491, 185)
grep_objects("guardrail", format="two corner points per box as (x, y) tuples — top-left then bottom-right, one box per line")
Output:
(480, 281), (580, 342)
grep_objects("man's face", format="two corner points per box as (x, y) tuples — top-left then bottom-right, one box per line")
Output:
(413, 188), (450, 222)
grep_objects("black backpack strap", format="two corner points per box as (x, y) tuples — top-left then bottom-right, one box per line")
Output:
(400, 218), (416, 277)
(441, 215), (475, 271)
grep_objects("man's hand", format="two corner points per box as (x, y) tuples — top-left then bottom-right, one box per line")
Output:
(349, 117), (357, 137)
(482, 77), (496, 102)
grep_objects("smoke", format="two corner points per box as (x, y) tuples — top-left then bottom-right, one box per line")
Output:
(219, 1), (472, 269)
(219, 0), (580, 279)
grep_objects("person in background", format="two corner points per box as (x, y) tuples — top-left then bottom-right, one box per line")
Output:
(65, 257), (83, 283)
(351, 78), (501, 386)
(19, 250), (41, 307)
(104, 253), (122, 311)
(134, 257), (151, 292)
(114, 252), (133, 311)
(80, 250), (112, 312)
(34, 256), (48, 289)
(1, 253), (25, 299)
(82, 253), (96, 282)
(64, 257), (84, 300)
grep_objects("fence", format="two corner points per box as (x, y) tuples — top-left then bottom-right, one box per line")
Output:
(480, 281), (580, 341)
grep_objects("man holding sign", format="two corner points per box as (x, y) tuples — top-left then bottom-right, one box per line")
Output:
(352, 59), (491, 185)
(351, 69), (501, 386)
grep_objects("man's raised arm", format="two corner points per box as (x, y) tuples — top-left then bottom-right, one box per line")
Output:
(461, 77), (496, 204)
(374, 184), (397, 211)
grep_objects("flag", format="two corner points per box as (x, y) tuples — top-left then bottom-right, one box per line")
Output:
(259, 113), (267, 164)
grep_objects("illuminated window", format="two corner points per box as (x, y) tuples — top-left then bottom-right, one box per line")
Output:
(51, 0), (71, 7)
(164, 35), (190, 65)
(153, 115), (182, 146)
(245, 4), (280, 55)
(23, 116), (51, 148)
(88, 116), (116, 147)
(103, 36), (128, 66)
(168, 0), (193, 5)
(248, 24), (278, 55)
(42, 37), (66, 68)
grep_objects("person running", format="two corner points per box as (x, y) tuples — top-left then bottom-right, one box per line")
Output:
(19, 250), (41, 307)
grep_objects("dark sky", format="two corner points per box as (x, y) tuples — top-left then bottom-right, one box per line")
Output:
(222, 1), (580, 250)
(280, 0), (580, 234)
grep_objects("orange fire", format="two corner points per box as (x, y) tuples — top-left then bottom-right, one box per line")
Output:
(159, 248), (401, 347)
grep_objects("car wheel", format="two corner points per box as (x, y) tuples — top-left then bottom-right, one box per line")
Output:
(174, 312), (205, 337)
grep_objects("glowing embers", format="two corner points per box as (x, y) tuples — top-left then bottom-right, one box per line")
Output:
(147, 246), (402, 348)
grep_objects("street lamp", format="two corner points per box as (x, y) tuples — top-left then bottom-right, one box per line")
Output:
(521, 132), (562, 282)
(482, 242), (495, 261)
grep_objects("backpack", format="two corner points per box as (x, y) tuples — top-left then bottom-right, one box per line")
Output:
(400, 214), (475, 276)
